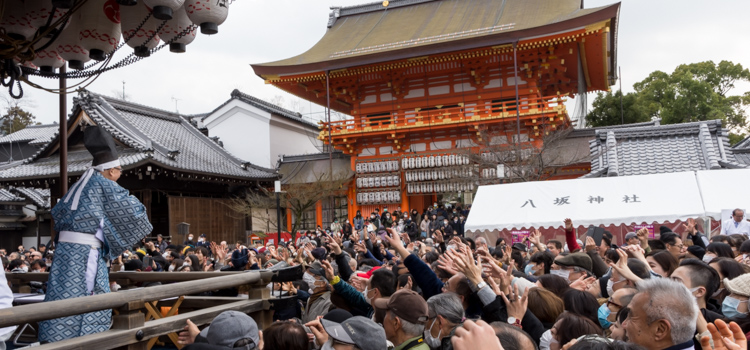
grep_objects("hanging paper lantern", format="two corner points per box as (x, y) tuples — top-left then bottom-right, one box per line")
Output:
(436, 155), (442, 167)
(56, 15), (89, 70)
(158, 5), (196, 53)
(79, 0), (122, 61)
(121, 1), (161, 57)
(185, 0), (228, 35)
(31, 48), (64, 73)
(143, 0), (185, 20)
(26, 0), (67, 30)
(1, 3), (36, 41)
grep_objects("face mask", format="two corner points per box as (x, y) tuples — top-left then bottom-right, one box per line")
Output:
(182, 262), (189, 267)
(722, 296), (749, 319)
(188, 237), (193, 241)
(168, 264), (175, 272)
(32, 269), (42, 273)
(598, 303), (612, 329)
(21, 265), (29, 272)
(363, 286), (373, 305)
(424, 319), (442, 349)
(703, 254), (716, 263)
(321, 338), (335, 350)
(444, 221), (449, 225)
(550, 269), (570, 282)
(525, 264), (535, 276)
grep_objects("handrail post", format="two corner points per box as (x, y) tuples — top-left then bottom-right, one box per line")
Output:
(112, 301), (147, 350)
(247, 277), (272, 330)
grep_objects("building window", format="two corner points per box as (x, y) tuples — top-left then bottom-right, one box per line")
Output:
(322, 196), (348, 230)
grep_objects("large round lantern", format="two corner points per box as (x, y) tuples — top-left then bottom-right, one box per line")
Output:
(26, 0), (67, 30)
(185, 0), (228, 35)
(79, 0), (122, 61)
(56, 16), (90, 70)
(157, 5), (196, 53)
(121, 2), (161, 57)
(31, 49), (64, 73)
(143, 0), (185, 20)
(1, 4), (36, 41)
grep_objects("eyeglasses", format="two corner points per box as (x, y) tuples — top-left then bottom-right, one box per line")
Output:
(607, 299), (622, 310)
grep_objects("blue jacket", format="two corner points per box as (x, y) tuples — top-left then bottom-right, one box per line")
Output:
(403, 254), (444, 300)
(332, 279), (373, 317)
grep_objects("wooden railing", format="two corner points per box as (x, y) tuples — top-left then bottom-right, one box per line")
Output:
(319, 95), (567, 136)
(2, 266), (303, 350)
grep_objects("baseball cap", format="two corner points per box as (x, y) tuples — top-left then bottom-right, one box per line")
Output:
(512, 243), (528, 252)
(199, 311), (259, 348)
(312, 247), (328, 260)
(321, 316), (387, 350)
(372, 289), (428, 324)
(624, 232), (638, 241)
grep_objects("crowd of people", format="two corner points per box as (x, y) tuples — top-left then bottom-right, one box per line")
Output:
(4, 207), (750, 350)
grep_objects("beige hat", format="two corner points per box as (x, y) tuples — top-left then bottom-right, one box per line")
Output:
(724, 274), (750, 298)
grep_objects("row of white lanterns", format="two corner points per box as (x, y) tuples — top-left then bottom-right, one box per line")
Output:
(404, 167), (472, 182)
(355, 160), (399, 174)
(401, 154), (470, 170)
(407, 182), (475, 194)
(356, 175), (400, 189)
(1, 0), (229, 72)
(357, 191), (402, 204)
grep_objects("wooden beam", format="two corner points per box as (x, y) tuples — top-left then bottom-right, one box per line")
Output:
(30, 300), (266, 350)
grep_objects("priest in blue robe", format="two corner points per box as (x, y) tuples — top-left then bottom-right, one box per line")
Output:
(39, 126), (153, 342)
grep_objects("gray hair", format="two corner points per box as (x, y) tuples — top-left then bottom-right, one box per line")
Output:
(637, 278), (698, 344)
(427, 293), (465, 324)
(476, 237), (487, 246)
(389, 312), (425, 337)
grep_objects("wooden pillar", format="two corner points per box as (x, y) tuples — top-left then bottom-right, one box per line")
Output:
(286, 208), (293, 235)
(316, 200), (323, 229)
(248, 280), (272, 330)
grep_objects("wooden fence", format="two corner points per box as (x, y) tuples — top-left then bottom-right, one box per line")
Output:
(2, 266), (302, 350)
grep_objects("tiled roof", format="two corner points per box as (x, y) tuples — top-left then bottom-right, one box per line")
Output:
(280, 151), (348, 163)
(11, 187), (51, 209)
(0, 124), (58, 146)
(0, 188), (23, 202)
(735, 135), (750, 149)
(0, 91), (278, 182)
(206, 90), (318, 129)
(582, 119), (747, 178)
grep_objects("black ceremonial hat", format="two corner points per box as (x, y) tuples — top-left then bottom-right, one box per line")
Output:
(84, 126), (119, 167)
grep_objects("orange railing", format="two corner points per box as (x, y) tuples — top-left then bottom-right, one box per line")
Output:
(320, 95), (567, 136)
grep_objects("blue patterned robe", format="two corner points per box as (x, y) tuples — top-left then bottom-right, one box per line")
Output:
(39, 171), (152, 342)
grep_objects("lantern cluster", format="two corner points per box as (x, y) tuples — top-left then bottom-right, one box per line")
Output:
(357, 191), (401, 205)
(401, 154), (471, 169)
(0, 0), (231, 73)
(356, 174), (400, 189)
(355, 160), (399, 174)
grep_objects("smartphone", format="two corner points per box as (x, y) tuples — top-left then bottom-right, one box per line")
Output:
(585, 226), (605, 247)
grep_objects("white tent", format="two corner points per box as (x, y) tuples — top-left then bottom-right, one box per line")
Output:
(465, 171), (706, 233)
(695, 168), (750, 220)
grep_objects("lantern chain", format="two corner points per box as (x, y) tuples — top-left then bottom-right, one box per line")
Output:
(23, 24), (199, 80)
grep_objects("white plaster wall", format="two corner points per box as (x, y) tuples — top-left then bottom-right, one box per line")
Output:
(204, 100), (272, 167)
(269, 116), (322, 165)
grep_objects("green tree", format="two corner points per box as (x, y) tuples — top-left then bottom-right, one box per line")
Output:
(585, 90), (650, 127)
(587, 61), (750, 140)
(1, 106), (39, 135)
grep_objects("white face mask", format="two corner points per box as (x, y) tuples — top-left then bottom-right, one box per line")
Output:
(703, 254), (716, 263)
(21, 265), (28, 272)
(424, 319), (442, 349)
(363, 285), (374, 305)
(168, 264), (175, 272)
(550, 269), (570, 282)
(182, 262), (190, 267)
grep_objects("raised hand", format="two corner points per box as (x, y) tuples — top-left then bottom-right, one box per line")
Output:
(452, 320), (505, 350)
(564, 218), (574, 231)
(684, 218), (698, 235)
(569, 275), (597, 291)
(320, 259), (335, 281)
(177, 319), (200, 345)
(701, 319), (747, 350)
(304, 317), (329, 347)
(437, 254), (459, 276)
(450, 249), (483, 285)
(609, 248), (643, 284)
(501, 285), (529, 321)
(584, 236), (597, 253)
